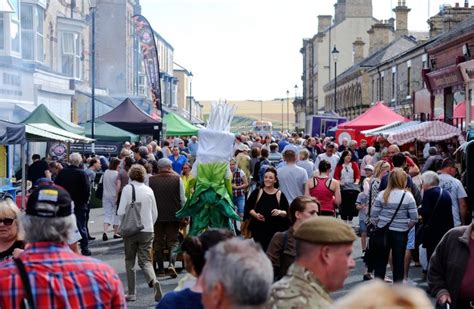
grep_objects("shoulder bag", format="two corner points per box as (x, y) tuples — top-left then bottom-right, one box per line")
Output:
(118, 184), (144, 238)
(241, 189), (264, 239)
(95, 174), (104, 199)
(370, 192), (406, 251)
(14, 258), (35, 309)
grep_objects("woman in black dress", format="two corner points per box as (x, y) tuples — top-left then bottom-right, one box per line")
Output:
(245, 167), (290, 251)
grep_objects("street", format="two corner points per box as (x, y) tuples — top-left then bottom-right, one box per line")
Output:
(87, 208), (431, 307)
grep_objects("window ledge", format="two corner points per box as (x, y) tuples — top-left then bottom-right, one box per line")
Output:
(57, 17), (88, 33)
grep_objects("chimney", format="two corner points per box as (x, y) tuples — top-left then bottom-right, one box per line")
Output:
(465, 0), (469, 8)
(334, 0), (346, 24)
(318, 15), (332, 33)
(393, 0), (411, 40)
(353, 37), (365, 64)
(455, 2), (460, 7)
(367, 22), (392, 54)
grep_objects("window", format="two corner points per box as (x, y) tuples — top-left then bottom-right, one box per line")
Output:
(0, 14), (4, 50)
(391, 72), (396, 100)
(407, 66), (411, 97)
(10, 0), (20, 53)
(21, 4), (33, 59)
(61, 32), (81, 78)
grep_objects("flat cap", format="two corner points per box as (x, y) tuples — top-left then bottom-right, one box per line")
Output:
(294, 217), (357, 244)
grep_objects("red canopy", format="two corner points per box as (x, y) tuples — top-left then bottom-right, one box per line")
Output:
(337, 102), (409, 131)
(436, 101), (473, 120)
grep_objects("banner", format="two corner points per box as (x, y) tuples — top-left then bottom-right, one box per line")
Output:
(132, 14), (162, 119)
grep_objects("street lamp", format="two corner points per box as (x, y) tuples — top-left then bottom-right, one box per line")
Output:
(260, 100), (263, 121)
(280, 98), (284, 132)
(294, 84), (298, 129)
(286, 89), (290, 132)
(332, 45), (339, 112)
(90, 0), (97, 153)
(188, 71), (193, 121)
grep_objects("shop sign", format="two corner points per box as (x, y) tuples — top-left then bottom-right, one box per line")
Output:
(459, 60), (474, 82)
(426, 65), (464, 91)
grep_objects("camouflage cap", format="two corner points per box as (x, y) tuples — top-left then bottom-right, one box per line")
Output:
(294, 216), (357, 244)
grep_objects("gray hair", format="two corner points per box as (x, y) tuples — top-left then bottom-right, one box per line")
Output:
(202, 238), (273, 306)
(157, 158), (172, 169)
(69, 152), (82, 166)
(367, 146), (376, 155)
(421, 171), (439, 187)
(21, 214), (76, 243)
(429, 147), (438, 156)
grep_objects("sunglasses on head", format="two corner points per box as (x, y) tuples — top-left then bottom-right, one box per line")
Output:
(0, 218), (15, 226)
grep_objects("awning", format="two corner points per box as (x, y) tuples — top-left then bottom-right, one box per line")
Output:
(164, 112), (199, 136)
(386, 121), (464, 145)
(27, 123), (94, 143)
(26, 125), (74, 142)
(361, 121), (420, 137)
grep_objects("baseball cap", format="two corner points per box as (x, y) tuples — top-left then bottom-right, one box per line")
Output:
(26, 184), (73, 218)
(364, 165), (374, 171)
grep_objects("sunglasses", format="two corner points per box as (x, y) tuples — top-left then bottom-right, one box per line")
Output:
(0, 218), (15, 226)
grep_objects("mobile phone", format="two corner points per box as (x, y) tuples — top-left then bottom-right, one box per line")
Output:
(444, 303), (450, 309)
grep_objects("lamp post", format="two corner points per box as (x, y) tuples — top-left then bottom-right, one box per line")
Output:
(260, 100), (263, 121)
(294, 84), (298, 129)
(188, 71), (193, 121)
(280, 98), (284, 132)
(286, 89), (290, 132)
(332, 45), (339, 112)
(90, 0), (97, 153)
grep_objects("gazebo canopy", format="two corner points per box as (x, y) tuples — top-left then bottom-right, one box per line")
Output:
(0, 120), (26, 145)
(82, 119), (139, 142)
(164, 113), (199, 136)
(21, 104), (84, 135)
(338, 102), (409, 131)
(99, 98), (160, 135)
(387, 121), (464, 145)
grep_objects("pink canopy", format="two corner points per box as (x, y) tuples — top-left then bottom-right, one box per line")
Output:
(387, 121), (464, 145)
(436, 101), (474, 120)
(337, 102), (409, 131)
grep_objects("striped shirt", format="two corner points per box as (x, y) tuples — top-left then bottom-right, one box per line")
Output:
(370, 189), (418, 232)
(0, 242), (126, 309)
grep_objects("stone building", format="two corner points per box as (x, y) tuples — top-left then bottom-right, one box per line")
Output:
(323, 34), (417, 119)
(173, 68), (203, 123)
(299, 0), (378, 133)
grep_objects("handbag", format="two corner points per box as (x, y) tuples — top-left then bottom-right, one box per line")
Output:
(95, 174), (103, 200)
(341, 182), (361, 192)
(370, 192), (406, 251)
(241, 188), (265, 239)
(118, 184), (144, 238)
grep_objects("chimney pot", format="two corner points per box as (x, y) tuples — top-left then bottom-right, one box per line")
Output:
(455, 2), (459, 7)
(465, 0), (469, 8)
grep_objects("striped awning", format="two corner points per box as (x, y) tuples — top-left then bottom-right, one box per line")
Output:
(361, 121), (420, 137)
(386, 121), (464, 146)
(26, 123), (94, 143)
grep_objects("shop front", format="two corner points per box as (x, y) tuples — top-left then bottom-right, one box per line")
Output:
(459, 59), (474, 126)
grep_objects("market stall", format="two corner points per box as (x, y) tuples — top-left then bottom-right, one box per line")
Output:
(336, 102), (409, 144)
(163, 112), (199, 137)
(386, 121), (464, 145)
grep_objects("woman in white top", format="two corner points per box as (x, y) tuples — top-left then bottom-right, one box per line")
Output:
(102, 157), (121, 241)
(117, 164), (162, 302)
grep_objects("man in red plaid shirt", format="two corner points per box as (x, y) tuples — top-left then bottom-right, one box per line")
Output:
(0, 183), (126, 308)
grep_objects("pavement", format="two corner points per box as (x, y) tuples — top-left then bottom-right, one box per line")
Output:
(87, 208), (432, 307)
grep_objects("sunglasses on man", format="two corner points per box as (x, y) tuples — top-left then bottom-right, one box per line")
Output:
(0, 218), (15, 226)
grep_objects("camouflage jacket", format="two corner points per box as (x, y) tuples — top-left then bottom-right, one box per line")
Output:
(267, 263), (332, 309)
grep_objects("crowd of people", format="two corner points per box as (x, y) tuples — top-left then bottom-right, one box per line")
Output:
(0, 131), (472, 308)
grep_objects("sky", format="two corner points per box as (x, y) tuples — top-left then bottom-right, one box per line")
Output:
(140, 0), (456, 101)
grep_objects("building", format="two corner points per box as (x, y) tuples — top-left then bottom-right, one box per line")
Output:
(423, 10), (474, 129)
(0, 0), (91, 122)
(299, 0), (378, 133)
(173, 68), (203, 123)
(323, 34), (417, 119)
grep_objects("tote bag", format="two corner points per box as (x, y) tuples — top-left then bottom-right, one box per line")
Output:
(119, 184), (144, 237)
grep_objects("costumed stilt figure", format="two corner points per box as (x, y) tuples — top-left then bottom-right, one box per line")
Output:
(176, 103), (240, 236)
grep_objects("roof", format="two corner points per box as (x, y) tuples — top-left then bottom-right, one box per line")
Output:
(427, 13), (474, 50)
(387, 121), (464, 145)
(82, 119), (139, 142)
(325, 36), (417, 88)
(337, 101), (409, 130)
(21, 104), (84, 135)
(0, 120), (26, 145)
(163, 112), (199, 136)
(98, 98), (160, 135)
